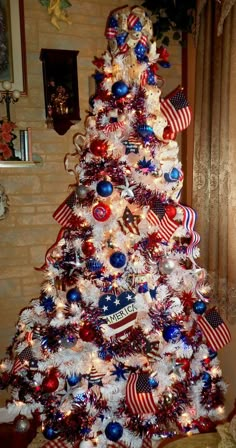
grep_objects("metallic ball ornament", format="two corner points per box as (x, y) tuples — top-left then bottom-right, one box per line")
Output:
(66, 287), (82, 303)
(79, 323), (96, 342)
(13, 415), (30, 433)
(165, 204), (177, 219)
(96, 180), (113, 197)
(92, 202), (111, 221)
(202, 371), (212, 389)
(76, 185), (88, 200)
(193, 300), (207, 315)
(163, 325), (181, 343)
(163, 125), (176, 141)
(67, 373), (81, 386)
(43, 425), (58, 440)
(105, 421), (123, 442)
(42, 373), (59, 393)
(163, 391), (173, 405)
(81, 240), (96, 257)
(90, 138), (108, 157)
(112, 80), (129, 98)
(109, 251), (126, 268)
(159, 257), (176, 275)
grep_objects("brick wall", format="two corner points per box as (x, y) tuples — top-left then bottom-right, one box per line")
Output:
(0, 0), (181, 405)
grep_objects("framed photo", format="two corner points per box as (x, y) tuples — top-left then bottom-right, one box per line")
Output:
(0, 0), (27, 93)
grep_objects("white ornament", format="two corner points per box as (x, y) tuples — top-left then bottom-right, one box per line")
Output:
(159, 257), (176, 274)
(80, 441), (94, 448)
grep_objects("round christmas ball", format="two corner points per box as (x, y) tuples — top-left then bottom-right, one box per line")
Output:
(176, 358), (190, 372)
(13, 415), (30, 433)
(61, 335), (77, 348)
(92, 202), (111, 221)
(193, 300), (207, 315)
(76, 185), (88, 200)
(159, 257), (176, 275)
(165, 204), (177, 219)
(149, 377), (159, 389)
(96, 180), (113, 197)
(163, 126), (176, 141)
(86, 257), (103, 272)
(66, 287), (82, 304)
(137, 124), (154, 138)
(169, 167), (180, 180)
(109, 251), (126, 269)
(105, 421), (123, 442)
(43, 425), (58, 440)
(163, 325), (181, 343)
(79, 324), (96, 342)
(90, 138), (108, 157)
(112, 80), (129, 98)
(202, 371), (212, 388)
(67, 373), (81, 386)
(209, 348), (217, 360)
(81, 240), (96, 257)
(42, 373), (59, 393)
(163, 391), (173, 405)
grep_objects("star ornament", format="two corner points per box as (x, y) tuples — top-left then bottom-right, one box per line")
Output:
(117, 177), (137, 198)
(111, 363), (129, 381)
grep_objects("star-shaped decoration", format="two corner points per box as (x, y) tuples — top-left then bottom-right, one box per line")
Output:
(88, 365), (104, 388)
(117, 178), (137, 198)
(111, 363), (129, 381)
(114, 298), (120, 306)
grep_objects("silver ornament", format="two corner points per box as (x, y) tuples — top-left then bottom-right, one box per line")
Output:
(76, 185), (88, 200)
(159, 257), (176, 275)
(13, 415), (31, 433)
(163, 391), (173, 405)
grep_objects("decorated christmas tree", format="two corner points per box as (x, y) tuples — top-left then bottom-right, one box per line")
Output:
(0, 5), (231, 448)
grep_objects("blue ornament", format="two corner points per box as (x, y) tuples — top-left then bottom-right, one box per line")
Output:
(43, 426), (58, 440)
(110, 251), (126, 268)
(105, 422), (123, 442)
(158, 61), (171, 68)
(93, 72), (104, 85)
(96, 180), (113, 197)
(41, 295), (55, 312)
(61, 335), (77, 348)
(67, 373), (81, 386)
(164, 168), (180, 182)
(163, 325), (181, 342)
(149, 376), (159, 389)
(137, 124), (154, 138)
(193, 301), (207, 315)
(116, 32), (128, 46)
(133, 20), (142, 32)
(66, 288), (82, 303)
(86, 258), (103, 272)
(138, 282), (148, 293)
(209, 348), (217, 359)
(135, 42), (148, 59)
(202, 371), (212, 388)
(111, 363), (129, 381)
(112, 81), (129, 98)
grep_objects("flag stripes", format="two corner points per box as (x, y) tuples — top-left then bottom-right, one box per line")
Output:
(160, 87), (191, 134)
(53, 191), (76, 227)
(197, 309), (231, 351)
(126, 373), (157, 414)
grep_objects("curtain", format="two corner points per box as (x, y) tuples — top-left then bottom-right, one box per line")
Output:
(192, 0), (236, 323)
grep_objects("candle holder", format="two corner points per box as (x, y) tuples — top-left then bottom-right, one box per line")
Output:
(0, 81), (21, 122)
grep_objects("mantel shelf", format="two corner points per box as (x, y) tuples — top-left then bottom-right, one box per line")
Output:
(0, 155), (43, 168)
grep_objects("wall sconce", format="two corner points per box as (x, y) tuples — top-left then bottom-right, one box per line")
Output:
(0, 81), (21, 122)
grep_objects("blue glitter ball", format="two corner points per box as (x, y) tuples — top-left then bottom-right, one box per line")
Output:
(105, 422), (123, 442)
(202, 371), (212, 388)
(109, 251), (126, 268)
(67, 373), (81, 386)
(112, 81), (129, 98)
(66, 288), (82, 303)
(209, 348), (217, 359)
(193, 301), (207, 315)
(170, 168), (180, 180)
(163, 325), (181, 343)
(43, 426), (58, 440)
(96, 180), (113, 197)
(86, 258), (103, 272)
(41, 295), (55, 312)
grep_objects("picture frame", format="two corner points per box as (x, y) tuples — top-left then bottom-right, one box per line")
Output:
(0, 0), (27, 94)
(40, 49), (80, 135)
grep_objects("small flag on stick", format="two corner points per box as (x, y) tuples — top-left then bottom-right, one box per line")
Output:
(197, 308), (231, 351)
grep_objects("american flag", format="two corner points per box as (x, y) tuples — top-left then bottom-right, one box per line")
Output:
(179, 204), (200, 256)
(53, 191), (76, 227)
(197, 308), (231, 351)
(126, 373), (157, 414)
(11, 346), (34, 375)
(160, 86), (192, 133)
(42, 439), (72, 448)
(118, 207), (140, 235)
(147, 207), (178, 242)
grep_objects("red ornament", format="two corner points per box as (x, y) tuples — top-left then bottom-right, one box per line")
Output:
(42, 373), (59, 393)
(92, 202), (111, 222)
(81, 240), (96, 257)
(79, 324), (96, 342)
(165, 204), (177, 219)
(90, 138), (108, 157)
(163, 126), (176, 141)
(176, 358), (190, 372)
